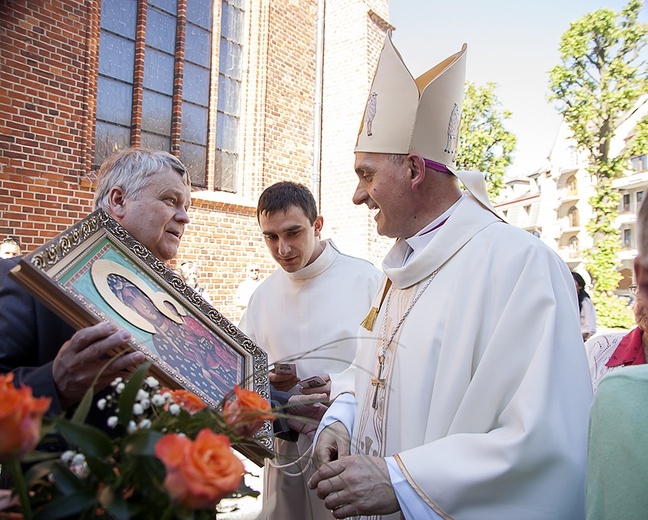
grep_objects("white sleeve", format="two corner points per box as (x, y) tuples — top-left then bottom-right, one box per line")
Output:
(312, 392), (356, 445)
(386, 457), (443, 520)
(581, 297), (597, 336)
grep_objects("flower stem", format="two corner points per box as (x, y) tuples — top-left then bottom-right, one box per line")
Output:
(7, 459), (32, 520)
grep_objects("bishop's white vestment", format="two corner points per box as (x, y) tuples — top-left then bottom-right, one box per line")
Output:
(329, 195), (593, 520)
(240, 239), (382, 520)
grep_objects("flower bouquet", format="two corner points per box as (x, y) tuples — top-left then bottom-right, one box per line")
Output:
(0, 362), (276, 520)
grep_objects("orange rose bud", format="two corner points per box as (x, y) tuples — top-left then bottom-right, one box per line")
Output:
(0, 374), (51, 462)
(163, 389), (207, 415)
(222, 386), (276, 438)
(155, 428), (244, 509)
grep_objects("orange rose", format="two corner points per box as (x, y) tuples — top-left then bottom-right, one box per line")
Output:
(163, 389), (207, 415)
(155, 428), (244, 509)
(222, 385), (276, 437)
(0, 374), (51, 462)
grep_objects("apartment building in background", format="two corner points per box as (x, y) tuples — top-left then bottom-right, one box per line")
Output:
(0, 0), (393, 322)
(496, 100), (648, 296)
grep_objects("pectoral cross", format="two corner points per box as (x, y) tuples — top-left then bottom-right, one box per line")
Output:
(371, 354), (385, 409)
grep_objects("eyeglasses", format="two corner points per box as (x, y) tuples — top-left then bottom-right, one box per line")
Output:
(630, 284), (639, 296)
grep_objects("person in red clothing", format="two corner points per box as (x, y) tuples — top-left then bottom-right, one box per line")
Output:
(585, 285), (648, 393)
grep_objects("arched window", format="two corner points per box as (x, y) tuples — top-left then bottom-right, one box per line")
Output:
(568, 206), (579, 227)
(566, 175), (577, 196)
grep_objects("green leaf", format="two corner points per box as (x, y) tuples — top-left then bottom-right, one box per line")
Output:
(98, 485), (130, 520)
(55, 420), (113, 458)
(122, 429), (165, 456)
(33, 490), (96, 520)
(50, 464), (86, 495)
(85, 453), (117, 482)
(24, 459), (61, 488)
(70, 381), (96, 424)
(118, 362), (151, 426)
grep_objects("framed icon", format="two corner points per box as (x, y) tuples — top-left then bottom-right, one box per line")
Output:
(9, 209), (273, 464)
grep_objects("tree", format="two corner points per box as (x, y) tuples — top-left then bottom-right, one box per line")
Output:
(457, 81), (517, 200)
(549, 0), (648, 328)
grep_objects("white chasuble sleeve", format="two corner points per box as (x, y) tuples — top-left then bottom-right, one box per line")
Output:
(349, 201), (593, 520)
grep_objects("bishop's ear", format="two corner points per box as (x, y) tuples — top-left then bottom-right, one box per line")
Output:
(408, 154), (427, 190)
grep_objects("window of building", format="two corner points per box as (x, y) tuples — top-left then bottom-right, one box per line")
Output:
(567, 145), (579, 165)
(568, 206), (579, 227)
(623, 228), (632, 248)
(631, 154), (648, 173)
(637, 191), (644, 205)
(215, 0), (245, 192)
(621, 193), (631, 212)
(523, 204), (531, 216)
(566, 175), (577, 195)
(568, 236), (579, 257)
(95, 0), (243, 191)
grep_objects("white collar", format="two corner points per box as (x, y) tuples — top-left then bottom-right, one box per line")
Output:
(403, 195), (464, 265)
(285, 239), (338, 280)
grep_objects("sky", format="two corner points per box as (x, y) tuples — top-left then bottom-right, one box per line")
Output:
(389, 0), (647, 179)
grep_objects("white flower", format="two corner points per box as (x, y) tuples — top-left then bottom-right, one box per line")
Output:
(72, 453), (86, 465)
(127, 421), (137, 434)
(135, 389), (149, 402)
(145, 376), (159, 388)
(138, 418), (152, 429)
(60, 450), (75, 463)
(133, 403), (144, 416)
(115, 382), (126, 394)
(140, 398), (151, 410)
(71, 464), (90, 479)
(152, 394), (166, 407)
(111, 377), (123, 387)
(169, 403), (181, 416)
(107, 416), (119, 429)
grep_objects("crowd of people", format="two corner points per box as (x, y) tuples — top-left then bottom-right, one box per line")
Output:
(1, 30), (646, 520)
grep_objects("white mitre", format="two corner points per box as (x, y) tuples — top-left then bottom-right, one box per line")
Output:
(356, 31), (502, 219)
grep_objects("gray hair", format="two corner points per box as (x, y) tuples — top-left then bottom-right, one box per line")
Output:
(93, 148), (190, 211)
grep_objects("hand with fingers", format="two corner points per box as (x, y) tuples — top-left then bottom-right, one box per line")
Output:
(52, 322), (147, 409)
(312, 420), (350, 470)
(299, 373), (331, 399)
(269, 370), (300, 392)
(308, 454), (399, 518)
(285, 392), (328, 438)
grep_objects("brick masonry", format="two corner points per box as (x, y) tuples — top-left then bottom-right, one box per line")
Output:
(0, 0), (390, 323)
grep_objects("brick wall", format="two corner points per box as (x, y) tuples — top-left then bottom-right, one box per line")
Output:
(0, 0), (389, 322)
(0, 0), (96, 251)
(319, 0), (392, 265)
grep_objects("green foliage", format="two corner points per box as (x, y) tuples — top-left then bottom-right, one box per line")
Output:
(628, 115), (648, 156)
(592, 292), (635, 328)
(11, 363), (257, 520)
(457, 81), (517, 200)
(549, 0), (648, 327)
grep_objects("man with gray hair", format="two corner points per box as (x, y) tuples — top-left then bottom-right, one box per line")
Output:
(0, 147), (191, 419)
(586, 195), (648, 519)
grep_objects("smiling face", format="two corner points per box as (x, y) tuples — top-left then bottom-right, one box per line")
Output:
(353, 152), (416, 238)
(109, 167), (191, 262)
(259, 205), (324, 273)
